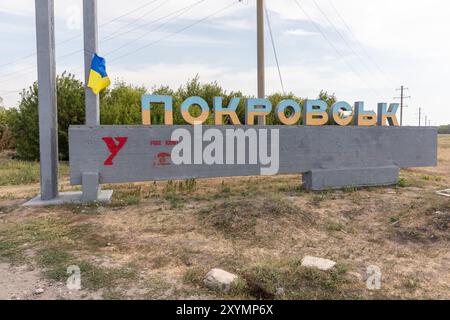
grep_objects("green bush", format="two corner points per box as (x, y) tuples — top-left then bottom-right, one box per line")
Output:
(151, 75), (245, 125)
(0, 106), (15, 151)
(100, 81), (146, 125)
(9, 72), (85, 161)
(438, 125), (450, 134)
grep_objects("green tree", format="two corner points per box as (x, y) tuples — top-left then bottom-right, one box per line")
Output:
(266, 92), (304, 125)
(318, 90), (337, 108)
(173, 75), (222, 125)
(0, 104), (15, 151)
(438, 125), (450, 134)
(10, 72), (85, 160)
(150, 75), (247, 125)
(100, 81), (146, 125)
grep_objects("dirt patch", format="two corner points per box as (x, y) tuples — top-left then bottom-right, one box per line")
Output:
(0, 262), (100, 300)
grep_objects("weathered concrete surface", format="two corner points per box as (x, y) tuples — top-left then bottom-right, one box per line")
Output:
(301, 256), (336, 271)
(69, 125), (437, 186)
(82, 172), (102, 203)
(35, 0), (59, 201)
(203, 269), (238, 292)
(23, 190), (112, 206)
(83, 0), (100, 126)
(303, 166), (400, 190)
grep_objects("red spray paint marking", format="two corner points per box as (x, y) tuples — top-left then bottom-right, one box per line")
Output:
(102, 137), (128, 166)
(156, 152), (171, 166)
(151, 140), (162, 146)
(165, 140), (178, 146)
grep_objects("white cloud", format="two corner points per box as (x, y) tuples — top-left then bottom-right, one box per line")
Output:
(284, 28), (316, 37)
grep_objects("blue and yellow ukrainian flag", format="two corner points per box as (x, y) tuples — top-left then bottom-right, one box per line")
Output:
(87, 54), (111, 94)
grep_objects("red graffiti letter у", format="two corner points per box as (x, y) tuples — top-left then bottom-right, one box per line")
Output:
(102, 137), (128, 166)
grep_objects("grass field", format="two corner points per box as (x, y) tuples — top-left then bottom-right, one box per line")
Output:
(0, 136), (448, 300)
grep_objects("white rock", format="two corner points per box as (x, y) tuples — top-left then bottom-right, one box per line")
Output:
(203, 268), (238, 293)
(301, 256), (336, 271)
(34, 288), (44, 295)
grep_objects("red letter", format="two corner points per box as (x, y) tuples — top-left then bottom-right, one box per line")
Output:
(102, 137), (128, 166)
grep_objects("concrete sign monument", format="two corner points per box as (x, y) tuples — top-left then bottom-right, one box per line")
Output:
(68, 96), (437, 202)
(27, 0), (438, 205)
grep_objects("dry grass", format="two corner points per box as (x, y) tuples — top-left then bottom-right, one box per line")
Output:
(0, 136), (449, 299)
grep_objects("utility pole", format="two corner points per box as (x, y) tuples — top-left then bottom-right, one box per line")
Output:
(395, 85), (411, 126)
(256, 0), (265, 125)
(425, 115), (427, 127)
(35, 0), (59, 201)
(83, 0), (100, 126)
(418, 107), (421, 126)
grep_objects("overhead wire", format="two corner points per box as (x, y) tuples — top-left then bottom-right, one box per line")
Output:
(264, 3), (286, 94)
(0, 0), (166, 71)
(105, 0), (207, 56)
(108, 0), (238, 63)
(0, 0), (208, 84)
(326, 0), (387, 76)
(293, 0), (384, 100)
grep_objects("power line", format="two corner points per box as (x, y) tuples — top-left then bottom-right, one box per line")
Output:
(326, 0), (387, 76)
(105, 0), (207, 56)
(101, 0), (171, 43)
(0, 48), (87, 85)
(50, 0), (237, 78)
(109, 0), (238, 63)
(98, 0), (164, 28)
(311, 0), (388, 90)
(2, 0), (238, 93)
(292, 0), (383, 100)
(264, 3), (285, 94)
(0, 0), (165, 71)
(0, 0), (206, 83)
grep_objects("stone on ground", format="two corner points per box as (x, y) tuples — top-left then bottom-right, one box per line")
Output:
(301, 256), (336, 271)
(203, 268), (238, 293)
(34, 288), (44, 295)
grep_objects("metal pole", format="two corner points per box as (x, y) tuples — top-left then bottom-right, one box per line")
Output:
(400, 85), (404, 126)
(83, 0), (100, 125)
(35, 0), (59, 201)
(257, 0), (265, 125)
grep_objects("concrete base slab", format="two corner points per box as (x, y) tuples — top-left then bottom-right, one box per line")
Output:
(303, 166), (399, 191)
(23, 190), (113, 206)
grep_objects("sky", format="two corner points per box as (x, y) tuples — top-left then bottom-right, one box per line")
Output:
(0, 0), (449, 126)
